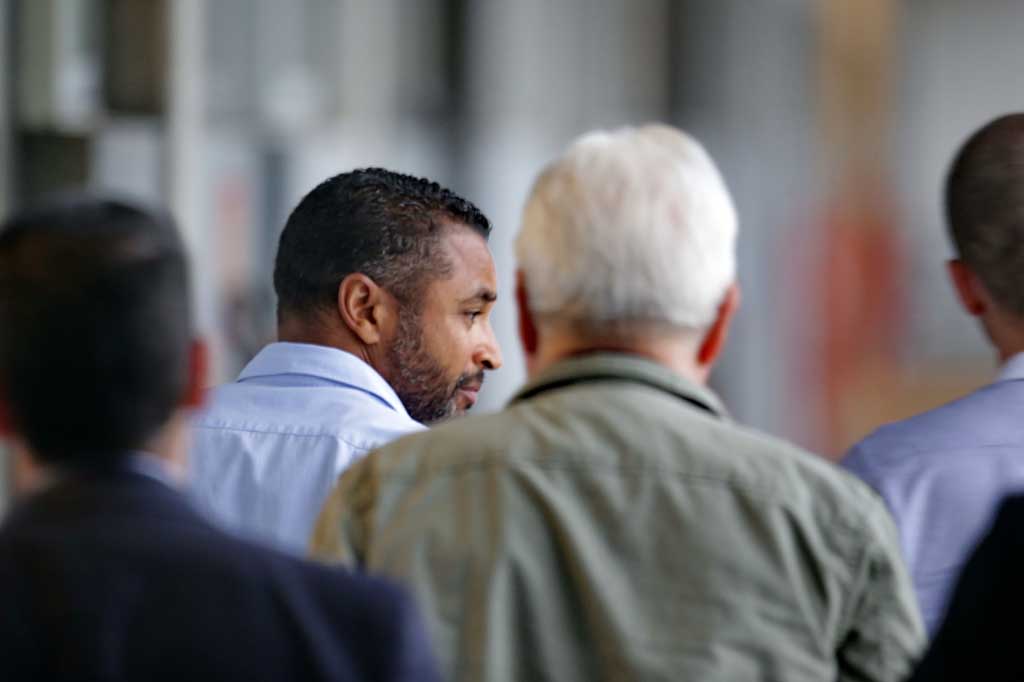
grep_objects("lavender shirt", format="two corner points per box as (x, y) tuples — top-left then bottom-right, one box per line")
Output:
(189, 342), (425, 554)
(843, 353), (1024, 634)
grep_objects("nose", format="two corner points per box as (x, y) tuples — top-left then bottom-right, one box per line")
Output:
(476, 324), (503, 371)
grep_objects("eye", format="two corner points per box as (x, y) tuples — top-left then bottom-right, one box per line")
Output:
(464, 310), (482, 324)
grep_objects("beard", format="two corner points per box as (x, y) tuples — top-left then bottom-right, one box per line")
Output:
(386, 310), (481, 424)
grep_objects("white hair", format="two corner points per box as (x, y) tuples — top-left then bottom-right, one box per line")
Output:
(515, 124), (738, 332)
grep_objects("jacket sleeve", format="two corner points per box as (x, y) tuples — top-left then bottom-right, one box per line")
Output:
(378, 585), (443, 682)
(836, 504), (926, 682)
(308, 451), (380, 567)
(0, 550), (37, 678)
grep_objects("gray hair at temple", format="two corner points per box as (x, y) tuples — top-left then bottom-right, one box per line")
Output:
(515, 124), (738, 333)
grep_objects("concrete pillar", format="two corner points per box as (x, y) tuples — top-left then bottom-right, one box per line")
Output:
(167, 0), (222, 376)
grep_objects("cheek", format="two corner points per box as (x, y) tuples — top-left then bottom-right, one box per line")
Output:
(446, 338), (477, 376)
(424, 321), (473, 376)
(445, 328), (479, 375)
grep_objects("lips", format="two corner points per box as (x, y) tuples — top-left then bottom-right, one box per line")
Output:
(457, 386), (480, 409)
(454, 373), (485, 411)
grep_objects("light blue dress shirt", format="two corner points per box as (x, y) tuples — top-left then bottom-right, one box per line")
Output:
(842, 353), (1024, 634)
(189, 342), (424, 553)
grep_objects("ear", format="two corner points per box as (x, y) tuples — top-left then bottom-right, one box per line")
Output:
(337, 274), (392, 346)
(516, 270), (539, 356)
(697, 283), (740, 369)
(182, 339), (209, 409)
(948, 259), (988, 317)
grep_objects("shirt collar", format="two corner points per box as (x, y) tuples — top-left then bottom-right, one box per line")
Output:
(510, 351), (729, 418)
(997, 351), (1024, 383)
(237, 342), (410, 415)
(40, 451), (177, 495)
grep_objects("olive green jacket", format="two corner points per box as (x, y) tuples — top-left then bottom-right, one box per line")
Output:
(312, 353), (924, 682)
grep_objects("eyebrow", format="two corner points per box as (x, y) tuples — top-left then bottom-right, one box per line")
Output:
(460, 288), (498, 305)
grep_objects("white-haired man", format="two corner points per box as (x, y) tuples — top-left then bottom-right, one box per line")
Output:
(311, 125), (924, 681)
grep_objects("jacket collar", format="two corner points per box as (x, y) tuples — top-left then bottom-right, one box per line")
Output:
(510, 352), (729, 418)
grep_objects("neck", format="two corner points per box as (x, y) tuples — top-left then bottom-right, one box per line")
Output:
(530, 322), (705, 384)
(277, 316), (373, 366)
(980, 308), (1024, 365)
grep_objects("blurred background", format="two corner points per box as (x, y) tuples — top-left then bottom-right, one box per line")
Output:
(1, 0), (1022, 507)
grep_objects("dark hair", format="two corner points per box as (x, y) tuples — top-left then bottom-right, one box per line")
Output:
(0, 195), (192, 467)
(273, 167), (490, 318)
(947, 113), (1024, 315)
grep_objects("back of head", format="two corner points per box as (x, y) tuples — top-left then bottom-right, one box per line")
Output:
(274, 167), (490, 321)
(947, 113), (1024, 316)
(0, 195), (192, 469)
(515, 124), (738, 333)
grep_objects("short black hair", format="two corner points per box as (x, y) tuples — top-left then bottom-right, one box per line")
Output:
(0, 195), (192, 467)
(947, 113), (1024, 315)
(273, 167), (490, 318)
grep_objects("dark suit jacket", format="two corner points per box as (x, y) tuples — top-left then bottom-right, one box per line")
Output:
(910, 494), (1024, 681)
(0, 468), (439, 681)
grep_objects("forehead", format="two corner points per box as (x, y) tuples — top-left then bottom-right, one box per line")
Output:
(426, 223), (497, 298)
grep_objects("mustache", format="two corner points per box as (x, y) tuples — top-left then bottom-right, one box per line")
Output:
(455, 371), (485, 391)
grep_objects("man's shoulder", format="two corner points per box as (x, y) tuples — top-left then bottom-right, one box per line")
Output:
(845, 379), (1024, 472)
(193, 379), (423, 448)
(361, 392), (884, 532)
(0, 492), (424, 677)
(712, 417), (890, 531)
(0, 484), (405, 612)
(233, 531), (409, 608)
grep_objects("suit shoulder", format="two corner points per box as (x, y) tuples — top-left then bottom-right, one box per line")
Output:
(242, 535), (411, 614)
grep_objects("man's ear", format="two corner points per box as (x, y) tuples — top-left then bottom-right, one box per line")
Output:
(181, 339), (209, 409)
(516, 271), (539, 356)
(337, 274), (391, 346)
(697, 282), (740, 369)
(948, 259), (988, 317)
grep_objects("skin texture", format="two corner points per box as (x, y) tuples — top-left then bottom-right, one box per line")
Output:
(381, 227), (503, 423)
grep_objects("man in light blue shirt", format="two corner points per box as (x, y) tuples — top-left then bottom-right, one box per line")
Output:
(843, 114), (1024, 634)
(191, 169), (503, 553)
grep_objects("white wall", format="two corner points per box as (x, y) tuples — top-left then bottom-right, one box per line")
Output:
(897, 0), (1024, 365)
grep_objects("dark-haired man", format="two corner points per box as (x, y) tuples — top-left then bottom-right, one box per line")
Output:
(190, 168), (502, 552)
(0, 195), (439, 681)
(313, 126), (923, 682)
(843, 114), (1024, 634)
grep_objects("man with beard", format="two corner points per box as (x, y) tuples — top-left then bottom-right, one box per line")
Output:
(190, 168), (503, 553)
(312, 126), (923, 681)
